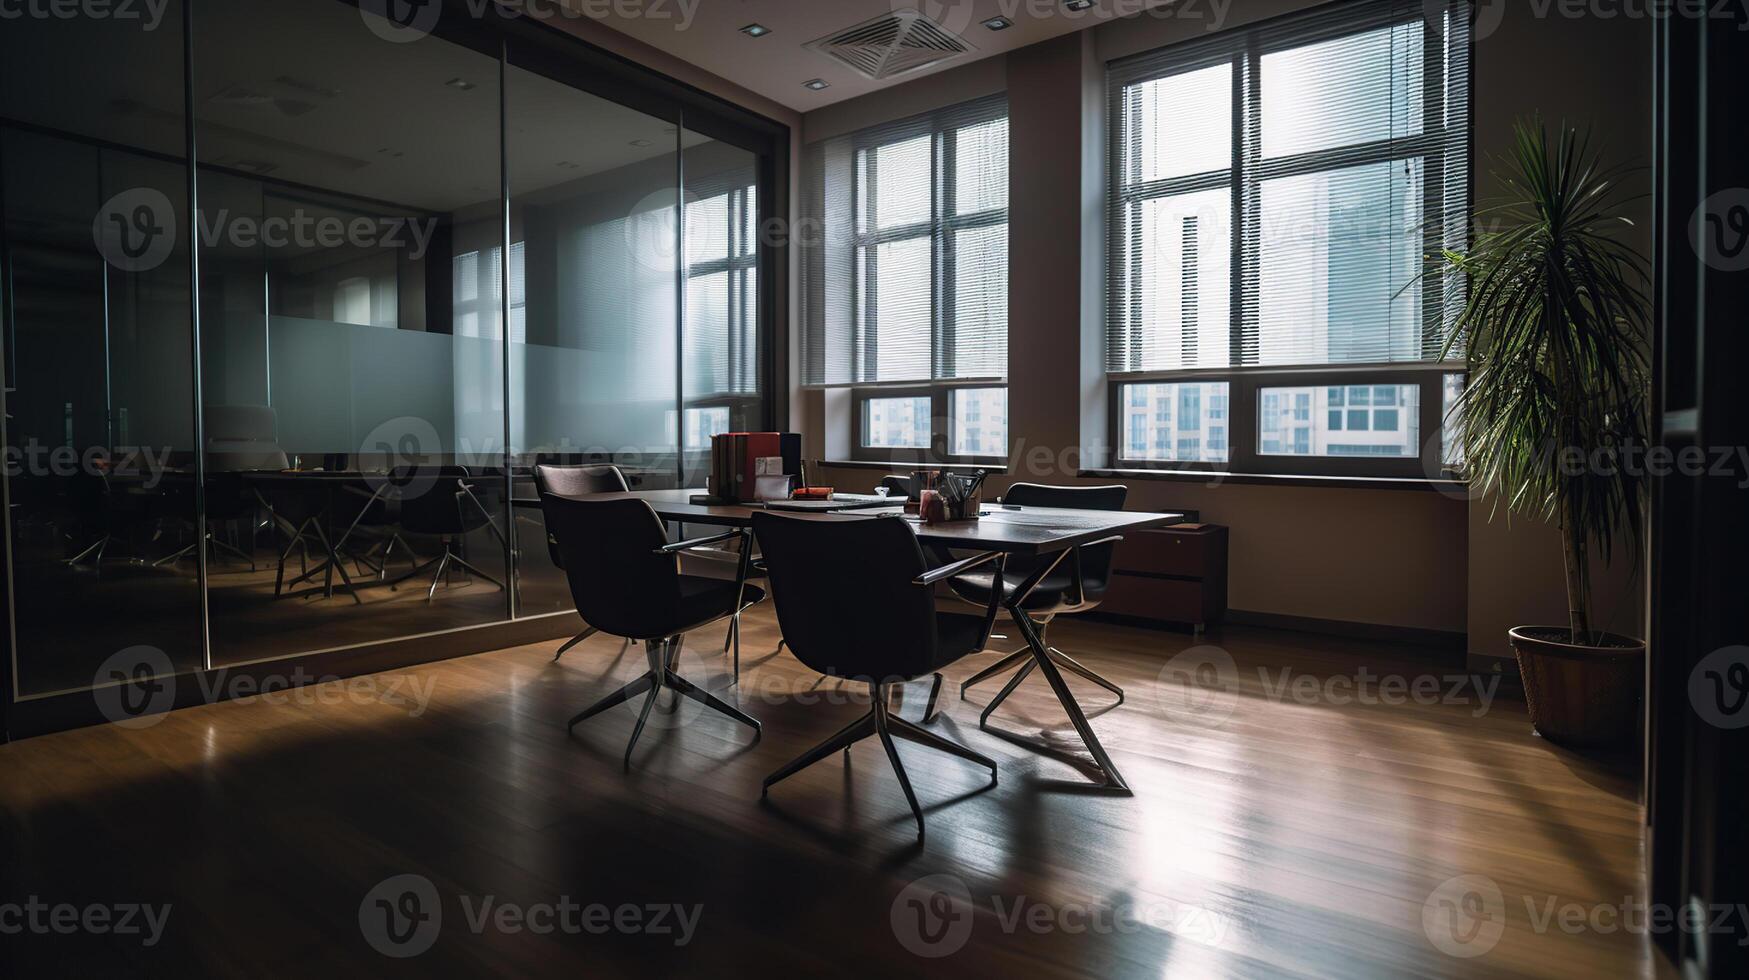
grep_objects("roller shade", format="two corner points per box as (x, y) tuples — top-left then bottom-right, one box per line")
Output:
(800, 94), (1008, 387)
(1106, 0), (1471, 374)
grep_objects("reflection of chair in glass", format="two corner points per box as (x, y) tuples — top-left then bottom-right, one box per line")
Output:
(63, 471), (149, 571)
(533, 463), (630, 661)
(752, 512), (1002, 840)
(543, 495), (762, 770)
(949, 483), (1130, 711)
(326, 482), (411, 582)
(390, 466), (506, 602)
(153, 472), (257, 570)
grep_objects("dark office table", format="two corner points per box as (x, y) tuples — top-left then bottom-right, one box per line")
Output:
(529, 488), (1184, 793)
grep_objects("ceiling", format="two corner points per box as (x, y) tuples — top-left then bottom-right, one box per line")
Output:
(580, 0), (1175, 113)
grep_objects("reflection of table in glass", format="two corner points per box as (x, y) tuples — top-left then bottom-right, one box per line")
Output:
(244, 472), (379, 604)
(519, 489), (1184, 793)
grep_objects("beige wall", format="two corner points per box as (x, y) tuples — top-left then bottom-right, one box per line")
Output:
(786, 2), (1652, 656)
(1465, 2), (1655, 659)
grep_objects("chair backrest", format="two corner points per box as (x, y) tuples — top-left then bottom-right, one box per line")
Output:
(532, 464), (627, 568)
(1002, 483), (1128, 599)
(204, 405), (288, 472)
(541, 494), (679, 639)
(752, 512), (941, 682)
(533, 463), (628, 497)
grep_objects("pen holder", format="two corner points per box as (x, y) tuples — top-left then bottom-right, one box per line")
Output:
(918, 485), (981, 524)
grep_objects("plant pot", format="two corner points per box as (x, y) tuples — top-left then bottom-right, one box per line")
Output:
(1508, 626), (1645, 749)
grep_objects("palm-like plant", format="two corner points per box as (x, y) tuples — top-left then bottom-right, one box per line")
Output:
(1442, 121), (1650, 644)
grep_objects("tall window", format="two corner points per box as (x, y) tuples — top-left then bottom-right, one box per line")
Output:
(1107, 0), (1470, 476)
(801, 94), (1009, 460)
(684, 178), (758, 448)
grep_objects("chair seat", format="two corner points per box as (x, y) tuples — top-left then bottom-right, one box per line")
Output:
(948, 568), (1101, 614)
(673, 576), (766, 633)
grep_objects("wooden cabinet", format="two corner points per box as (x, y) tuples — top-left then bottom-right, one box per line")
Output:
(1096, 524), (1228, 632)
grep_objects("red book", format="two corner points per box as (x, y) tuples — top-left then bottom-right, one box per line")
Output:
(733, 432), (781, 499)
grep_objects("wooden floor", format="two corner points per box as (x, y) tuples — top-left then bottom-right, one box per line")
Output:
(0, 610), (1654, 978)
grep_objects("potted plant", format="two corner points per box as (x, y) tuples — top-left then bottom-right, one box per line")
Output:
(1442, 121), (1650, 749)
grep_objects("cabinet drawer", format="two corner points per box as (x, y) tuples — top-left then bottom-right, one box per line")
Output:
(1112, 529), (1210, 578)
(1100, 573), (1207, 624)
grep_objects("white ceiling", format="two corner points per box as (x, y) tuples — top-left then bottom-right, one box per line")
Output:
(581, 0), (1174, 113)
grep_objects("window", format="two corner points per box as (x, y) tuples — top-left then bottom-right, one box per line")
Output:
(1119, 382), (1230, 463)
(453, 242), (525, 341)
(802, 95), (1010, 461)
(862, 396), (932, 450)
(685, 181), (759, 398)
(1106, 0), (1470, 477)
(1259, 384), (1419, 457)
(951, 387), (1007, 457)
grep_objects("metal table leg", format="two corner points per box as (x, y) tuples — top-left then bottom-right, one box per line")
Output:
(977, 545), (1131, 793)
(1001, 601), (1130, 793)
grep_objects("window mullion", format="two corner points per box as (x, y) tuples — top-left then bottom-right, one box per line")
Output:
(1420, 8), (1448, 361)
(1230, 47), (1256, 374)
(935, 130), (953, 383)
(861, 149), (878, 383)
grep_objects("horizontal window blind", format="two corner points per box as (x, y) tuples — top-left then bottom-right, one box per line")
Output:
(1106, 0), (1470, 374)
(800, 94), (1008, 387)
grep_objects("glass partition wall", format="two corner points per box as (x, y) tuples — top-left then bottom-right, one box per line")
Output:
(0, 0), (780, 702)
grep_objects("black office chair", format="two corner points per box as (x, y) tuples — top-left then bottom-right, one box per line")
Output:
(950, 483), (1129, 715)
(753, 512), (1003, 840)
(63, 470), (150, 571)
(391, 466), (506, 602)
(533, 463), (631, 662)
(544, 494), (763, 769)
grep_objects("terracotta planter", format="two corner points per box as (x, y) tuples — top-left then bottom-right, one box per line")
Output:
(1509, 626), (1645, 749)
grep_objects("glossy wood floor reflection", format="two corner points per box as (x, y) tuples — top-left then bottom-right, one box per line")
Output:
(0, 611), (1653, 978)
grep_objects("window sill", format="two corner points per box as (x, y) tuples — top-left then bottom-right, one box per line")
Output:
(818, 459), (1009, 473)
(1079, 468), (1467, 493)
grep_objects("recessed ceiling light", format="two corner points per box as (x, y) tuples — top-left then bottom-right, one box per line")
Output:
(629, 138), (653, 147)
(803, 78), (830, 91)
(982, 16), (1013, 30)
(557, 161), (580, 169)
(739, 23), (771, 38)
(444, 77), (476, 91)
(1063, 0), (1095, 10)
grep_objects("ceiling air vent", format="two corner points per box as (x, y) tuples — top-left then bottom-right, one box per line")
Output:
(806, 8), (974, 81)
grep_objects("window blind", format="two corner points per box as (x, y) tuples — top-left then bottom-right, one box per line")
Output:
(1106, 0), (1471, 374)
(800, 94), (1008, 387)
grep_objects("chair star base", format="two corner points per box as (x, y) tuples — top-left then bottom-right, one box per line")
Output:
(567, 637), (760, 770)
(761, 681), (996, 840)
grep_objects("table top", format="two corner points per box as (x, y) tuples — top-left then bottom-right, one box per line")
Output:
(580, 488), (1184, 555)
